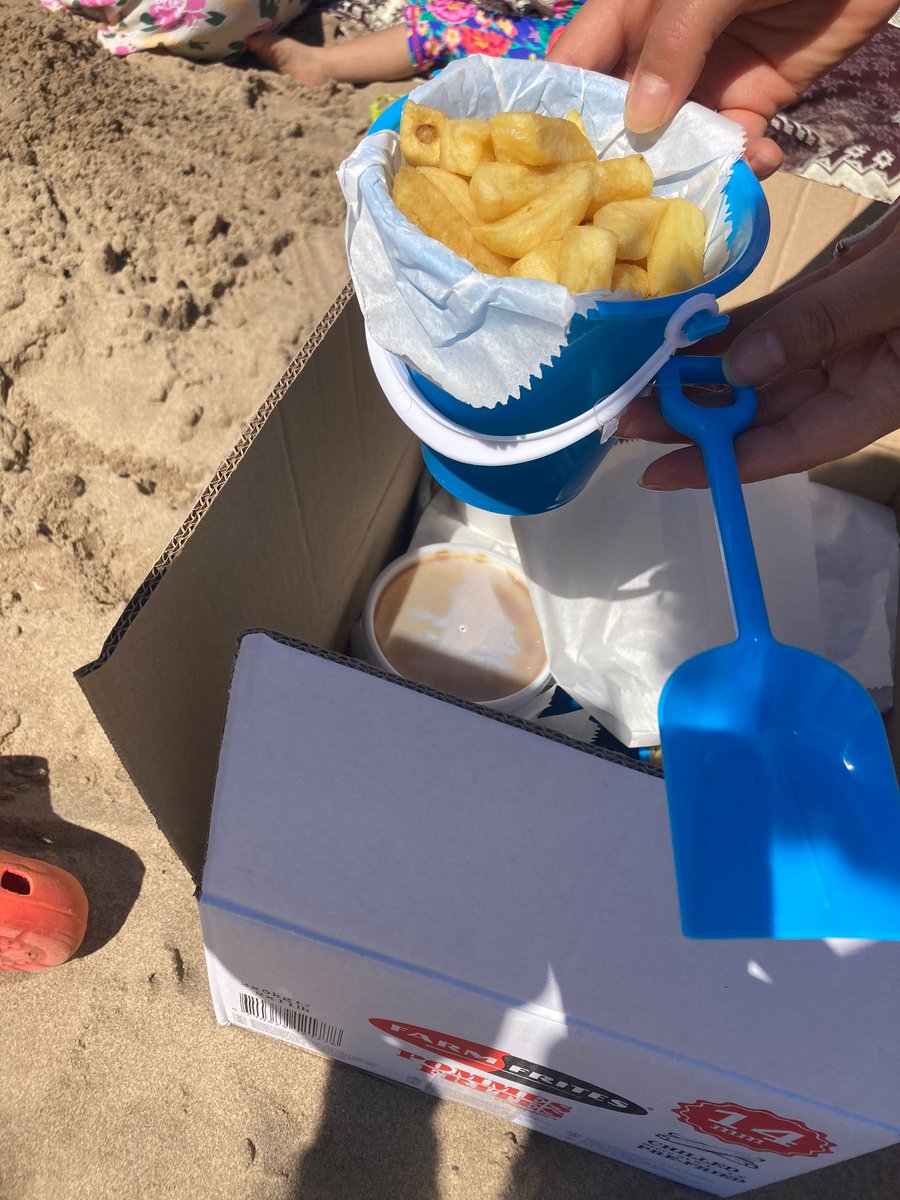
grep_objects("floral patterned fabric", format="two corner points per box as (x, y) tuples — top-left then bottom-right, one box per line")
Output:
(406, 0), (580, 70)
(38, 0), (311, 59)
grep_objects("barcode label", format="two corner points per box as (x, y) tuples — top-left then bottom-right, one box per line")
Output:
(238, 992), (344, 1047)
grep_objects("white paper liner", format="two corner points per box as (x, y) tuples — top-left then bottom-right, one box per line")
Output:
(338, 56), (745, 409)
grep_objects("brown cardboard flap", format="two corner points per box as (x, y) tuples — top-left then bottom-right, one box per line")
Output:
(78, 288), (420, 881)
(722, 171), (884, 314)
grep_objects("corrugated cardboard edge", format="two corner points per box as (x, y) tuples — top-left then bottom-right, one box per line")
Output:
(75, 280), (357, 678)
(721, 172), (884, 312)
(242, 628), (663, 776)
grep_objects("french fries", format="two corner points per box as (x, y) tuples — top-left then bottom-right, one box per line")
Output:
(417, 166), (481, 226)
(489, 112), (595, 166)
(565, 109), (589, 139)
(558, 226), (617, 294)
(472, 166), (594, 260)
(611, 262), (651, 298)
(585, 156), (653, 216)
(647, 198), (706, 296)
(439, 118), (495, 177)
(471, 162), (561, 224)
(391, 104), (709, 297)
(549, 158), (655, 219)
(593, 198), (667, 262)
(392, 167), (512, 276)
(510, 240), (563, 284)
(399, 101), (447, 167)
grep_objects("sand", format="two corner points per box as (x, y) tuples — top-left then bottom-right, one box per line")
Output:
(1, 5), (899, 1198)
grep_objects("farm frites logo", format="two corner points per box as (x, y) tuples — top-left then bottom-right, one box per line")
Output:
(370, 1019), (648, 1116)
(395, 1049), (575, 1119)
(673, 1100), (836, 1158)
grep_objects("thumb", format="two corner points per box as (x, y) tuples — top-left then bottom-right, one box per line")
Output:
(624, 0), (744, 133)
(724, 231), (900, 387)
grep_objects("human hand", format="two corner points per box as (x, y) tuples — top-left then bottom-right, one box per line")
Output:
(615, 201), (900, 487)
(548, 0), (897, 178)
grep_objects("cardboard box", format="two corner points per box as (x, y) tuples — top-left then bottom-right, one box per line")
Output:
(78, 172), (900, 1196)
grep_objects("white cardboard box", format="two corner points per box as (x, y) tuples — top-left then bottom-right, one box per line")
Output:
(79, 172), (900, 1196)
(201, 632), (899, 1196)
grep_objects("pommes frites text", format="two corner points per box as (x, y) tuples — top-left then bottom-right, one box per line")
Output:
(393, 101), (707, 298)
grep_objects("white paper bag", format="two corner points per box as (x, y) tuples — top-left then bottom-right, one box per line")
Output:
(511, 444), (898, 745)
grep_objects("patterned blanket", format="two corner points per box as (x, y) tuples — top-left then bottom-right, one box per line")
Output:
(769, 18), (900, 203)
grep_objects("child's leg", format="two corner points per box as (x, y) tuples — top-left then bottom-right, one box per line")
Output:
(248, 0), (582, 90)
(247, 24), (414, 87)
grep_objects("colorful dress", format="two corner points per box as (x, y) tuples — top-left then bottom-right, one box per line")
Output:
(406, 0), (582, 72)
(39, 0), (581, 61)
(38, 0), (312, 59)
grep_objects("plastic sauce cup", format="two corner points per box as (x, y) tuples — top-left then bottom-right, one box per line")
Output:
(356, 544), (553, 719)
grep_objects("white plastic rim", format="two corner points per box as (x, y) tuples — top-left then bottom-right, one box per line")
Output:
(356, 543), (554, 719)
(366, 292), (721, 469)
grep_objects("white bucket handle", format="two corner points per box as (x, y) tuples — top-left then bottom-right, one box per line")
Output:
(367, 293), (724, 468)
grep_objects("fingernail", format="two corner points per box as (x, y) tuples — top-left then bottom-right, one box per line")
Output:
(625, 74), (672, 134)
(638, 476), (664, 490)
(747, 147), (781, 181)
(724, 329), (786, 386)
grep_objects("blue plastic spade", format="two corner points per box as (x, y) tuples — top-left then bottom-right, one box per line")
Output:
(656, 356), (900, 940)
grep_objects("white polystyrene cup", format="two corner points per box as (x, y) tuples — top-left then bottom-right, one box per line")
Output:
(449, 497), (516, 546)
(353, 543), (554, 720)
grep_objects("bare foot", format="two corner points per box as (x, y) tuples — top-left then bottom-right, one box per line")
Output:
(246, 33), (331, 88)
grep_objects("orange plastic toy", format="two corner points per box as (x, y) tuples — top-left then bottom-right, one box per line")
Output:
(0, 851), (88, 970)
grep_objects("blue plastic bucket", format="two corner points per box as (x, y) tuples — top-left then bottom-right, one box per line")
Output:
(368, 97), (770, 515)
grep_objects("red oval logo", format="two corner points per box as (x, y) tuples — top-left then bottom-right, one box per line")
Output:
(369, 1019), (506, 1071)
(673, 1100), (836, 1158)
